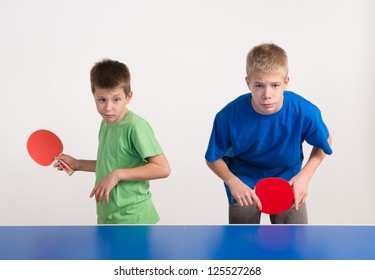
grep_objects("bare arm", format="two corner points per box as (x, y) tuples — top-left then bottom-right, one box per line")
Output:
(90, 153), (170, 204)
(113, 153), (170, 181)
(206, 158), (261, 209)
(290, 134), (333, 210)
(54, 154), (96, 172)
(76, 160), (96, 172)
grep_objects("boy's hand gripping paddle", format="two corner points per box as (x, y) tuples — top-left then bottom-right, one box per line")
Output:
(255, 178), (294, 214)
(26, 129), (74, 176)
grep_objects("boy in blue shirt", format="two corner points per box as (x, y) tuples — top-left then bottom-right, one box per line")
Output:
(205, 43), (332, 224)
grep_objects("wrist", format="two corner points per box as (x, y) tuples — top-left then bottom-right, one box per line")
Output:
(225, 175), (240, 187)
(112, 169), (121, 182)
(299, 168), (313, 181)
(75, 159), (83, 171)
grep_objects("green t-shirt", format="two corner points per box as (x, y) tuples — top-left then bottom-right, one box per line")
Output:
(95, 111), (163, 224)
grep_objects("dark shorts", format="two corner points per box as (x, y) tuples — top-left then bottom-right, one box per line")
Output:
(229, 203), (308, 224)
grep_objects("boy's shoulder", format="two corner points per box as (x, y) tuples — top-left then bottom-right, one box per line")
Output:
(118, 111), (150, 126)
(122, 112), (156, 135)
(124, 111), (146, 122)
(284, 91), (320, 113)
(219, 93), (251, 113)
(227, 93), (251, 106)
(285, 90), (311, 103)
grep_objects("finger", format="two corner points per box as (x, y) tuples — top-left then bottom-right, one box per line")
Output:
(293, 193), (300, 210)
(295, 197), (300, 210)
(296, 197), (306, 210)
(97, 191), (102, 204)
(95, 190), (103, 204)
(251, 192), (261, 206)
(53, 160), (63, 169)
(253, 196), (262, 211)
(240, 194), (251, 206)
(54, 155), (64, 163)
(54, 163), (62, 170)
(296, 197), (304, 211)
(241, 198), (248, 207)
(98, 189), (106, 204)
(245, 195), (253, 207)
(58, 153), (66, 159)
(105, 191), (110, 204)
(235, 196), (244, 207)
(90, 185), (98, 198)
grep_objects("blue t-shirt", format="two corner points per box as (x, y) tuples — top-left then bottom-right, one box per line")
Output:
(205, 91), (332, 204)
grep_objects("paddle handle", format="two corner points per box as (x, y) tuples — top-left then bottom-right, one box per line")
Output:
(58, 159), (75, 176)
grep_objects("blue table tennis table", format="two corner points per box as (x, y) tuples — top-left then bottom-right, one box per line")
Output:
(1, 225), (375, 260)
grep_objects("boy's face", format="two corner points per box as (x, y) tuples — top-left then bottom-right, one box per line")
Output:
(246, 71), (289, 115)
(93, 86), (132, 124)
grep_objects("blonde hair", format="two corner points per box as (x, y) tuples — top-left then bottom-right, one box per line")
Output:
(246, 43), (288, 79)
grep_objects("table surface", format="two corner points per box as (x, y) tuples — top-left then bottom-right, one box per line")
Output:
(1, 225), (375, 260)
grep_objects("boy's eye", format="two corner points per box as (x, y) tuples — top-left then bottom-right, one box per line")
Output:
(272, 84), (280, 88)
(98, 98), (106, 102)
(255, 84), (263, 88)
(113, 98), (121, 102)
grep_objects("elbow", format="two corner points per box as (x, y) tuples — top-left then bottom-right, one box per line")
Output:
(160, 163), (171, 179)
(206, 159), (219, 171)
(164, 165), (171, 178)
(328, 134), (333, 146)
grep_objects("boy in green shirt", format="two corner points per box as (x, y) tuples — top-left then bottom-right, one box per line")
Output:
(55, 59), (170, 224)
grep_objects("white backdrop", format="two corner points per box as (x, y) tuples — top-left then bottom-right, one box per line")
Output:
(1, 0), (374, 225)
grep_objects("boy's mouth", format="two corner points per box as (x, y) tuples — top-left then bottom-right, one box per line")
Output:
(103, 114), (115, 120)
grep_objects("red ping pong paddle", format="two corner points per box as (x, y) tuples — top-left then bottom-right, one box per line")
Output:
(27, 129), (74, 176)
(255, 177), (294, 214)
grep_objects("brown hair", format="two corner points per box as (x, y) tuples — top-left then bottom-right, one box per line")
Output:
(90, 58), (131, 95)
(246, 43), (288, 79)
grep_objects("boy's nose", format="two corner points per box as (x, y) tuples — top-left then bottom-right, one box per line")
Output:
(262, 87), (272, 99)
(104, 103), (112, 111)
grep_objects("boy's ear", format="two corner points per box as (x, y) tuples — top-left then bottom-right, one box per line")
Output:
(284, 76), (290, 86)
(245, 76), (251, 88)
(125, 90), (133, 104)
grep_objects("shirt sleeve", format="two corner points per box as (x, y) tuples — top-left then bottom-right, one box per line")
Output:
(303, 106), (333, 155)
(131, 119), (163, 160)
(205, 112), (232, 162)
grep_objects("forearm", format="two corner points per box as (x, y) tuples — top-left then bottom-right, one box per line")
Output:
(114, 165), (167, 181)
(113, 154), (170, 181)
(206, 159), (239, 185)
(206, 158), (260, 208)
(77, 160), (96, 172)
(301, 134), (332, 179)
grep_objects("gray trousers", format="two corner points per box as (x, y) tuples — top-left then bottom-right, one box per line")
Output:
(229, 203), (308, 224)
